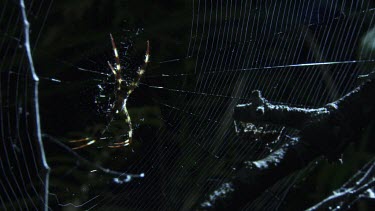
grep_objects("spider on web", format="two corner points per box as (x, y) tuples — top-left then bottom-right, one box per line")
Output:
(69, 34), (150, 149)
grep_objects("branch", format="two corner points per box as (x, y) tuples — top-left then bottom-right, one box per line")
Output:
(198, 136), (317, 210)
(234, 78), (375, 159)
(233, 90), (330, 130)
(307, 159), (375, 211)
(197, 78), (375, 210)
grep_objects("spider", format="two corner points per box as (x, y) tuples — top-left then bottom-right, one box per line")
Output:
(70, 34), (150, 149)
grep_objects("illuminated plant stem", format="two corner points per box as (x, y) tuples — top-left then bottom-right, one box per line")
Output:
(20, 0), (51, 210)
(198, 78), (375, 210)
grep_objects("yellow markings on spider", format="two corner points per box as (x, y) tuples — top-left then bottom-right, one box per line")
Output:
(69, 34), (150, 150)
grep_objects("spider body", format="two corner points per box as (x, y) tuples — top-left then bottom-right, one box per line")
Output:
(70, 34), (150, 149)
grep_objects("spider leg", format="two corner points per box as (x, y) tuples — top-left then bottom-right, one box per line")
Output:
(69, 137), (90, 143)
(108, 61), (116, 76)
(128, 40), (150, 94)
(145, 40), (150, 64)
(109, 34), (125, 91)
(69, 138), (96, 150)
(110, 33), (121, 74)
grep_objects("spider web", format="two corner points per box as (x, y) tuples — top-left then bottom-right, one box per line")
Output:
(1, 0), (375, 210)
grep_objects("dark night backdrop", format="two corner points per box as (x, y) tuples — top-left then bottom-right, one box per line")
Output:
(1, 0), (375, 210)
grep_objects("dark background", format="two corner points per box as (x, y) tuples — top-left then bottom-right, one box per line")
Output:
(1, 0), (374, 210)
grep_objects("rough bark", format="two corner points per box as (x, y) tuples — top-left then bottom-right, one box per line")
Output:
(307, 159), (375, 211)
(197, 78), (375, 210)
